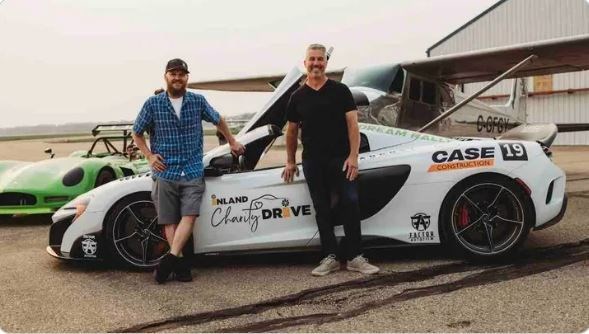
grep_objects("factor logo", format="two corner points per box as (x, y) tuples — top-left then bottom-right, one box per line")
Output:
(411, 213), (431, 231)
(409, 213), (435, 242)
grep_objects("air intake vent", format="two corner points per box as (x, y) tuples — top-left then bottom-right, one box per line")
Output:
(546, 180), (554, 204)
(0, 192), (37, 206)
(118, 172), (152, 182)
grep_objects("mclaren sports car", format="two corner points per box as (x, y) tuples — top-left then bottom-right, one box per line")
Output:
(47, 70), (567, 268)
(47, 68), (567, 268)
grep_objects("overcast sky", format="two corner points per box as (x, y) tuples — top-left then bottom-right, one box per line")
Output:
(0, 0), (498, 128)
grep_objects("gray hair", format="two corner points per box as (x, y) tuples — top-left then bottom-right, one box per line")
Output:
(306, 43), (326, 54)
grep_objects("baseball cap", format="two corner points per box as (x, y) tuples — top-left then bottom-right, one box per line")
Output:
(165, 58), (190, 73)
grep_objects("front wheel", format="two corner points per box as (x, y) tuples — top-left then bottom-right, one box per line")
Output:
(104, 192), (169, 269)
(440, 175), (533, 261)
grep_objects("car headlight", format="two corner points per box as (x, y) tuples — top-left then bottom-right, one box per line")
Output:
(61, 193), (94, 222)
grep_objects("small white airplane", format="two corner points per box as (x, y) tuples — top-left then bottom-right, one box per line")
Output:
(188, 35), (589, 143)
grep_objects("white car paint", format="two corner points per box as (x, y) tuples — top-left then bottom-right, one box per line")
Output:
(53, 124), (566, 257)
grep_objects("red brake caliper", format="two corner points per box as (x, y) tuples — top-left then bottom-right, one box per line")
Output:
(155, 226), (168, 254)
(458, 204), (470, 228)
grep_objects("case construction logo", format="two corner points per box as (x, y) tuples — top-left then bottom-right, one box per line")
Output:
(428, 147), (495, 172)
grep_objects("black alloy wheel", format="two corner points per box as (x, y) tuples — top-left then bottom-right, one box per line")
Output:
(442, 175), (532, 260)
(106, 192), (169, 269)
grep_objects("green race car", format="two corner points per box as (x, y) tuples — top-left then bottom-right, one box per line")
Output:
(0, 124), (149, 216)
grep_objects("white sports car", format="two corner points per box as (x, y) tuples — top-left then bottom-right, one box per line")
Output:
(47, 68), (567, 268)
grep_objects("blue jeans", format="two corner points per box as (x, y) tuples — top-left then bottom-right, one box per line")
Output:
(302, 157), (362, 260)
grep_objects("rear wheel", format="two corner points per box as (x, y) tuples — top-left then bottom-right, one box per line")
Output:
(440, 175), (533, 261)
(95, 168), (115, 187)
(104, 192), (169, 269)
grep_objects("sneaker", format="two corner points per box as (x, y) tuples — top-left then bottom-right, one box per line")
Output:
(174, 257), (193, 282)
(311, 254), (340, 276)
(154, 253), (178, 284)
(346, 255), (379, 275)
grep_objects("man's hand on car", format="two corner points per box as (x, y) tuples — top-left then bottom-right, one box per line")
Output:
(281, 162), (299, 183)
(229, 140), (245, 157)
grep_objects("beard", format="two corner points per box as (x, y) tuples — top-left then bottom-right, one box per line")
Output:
(307, 66), (325, 78)
(167, 81), (187, 97)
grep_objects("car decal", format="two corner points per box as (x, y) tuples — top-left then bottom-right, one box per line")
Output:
(409, 213), (435, 242)
(210, 194), (312, 233)
(499, 143), (528, 161)
(428, 147), (495, 172)
(81, 235), (98, 258)
(360, 123), (453, 143)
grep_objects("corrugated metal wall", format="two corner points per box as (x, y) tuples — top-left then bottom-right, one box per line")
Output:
(527, 92), (589, 145)
(428, 0), (589, 145)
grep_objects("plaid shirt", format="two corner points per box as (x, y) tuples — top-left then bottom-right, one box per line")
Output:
(133, 91), (221, 181)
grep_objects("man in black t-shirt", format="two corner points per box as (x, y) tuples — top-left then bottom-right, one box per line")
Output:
(282, 44), (379, 276)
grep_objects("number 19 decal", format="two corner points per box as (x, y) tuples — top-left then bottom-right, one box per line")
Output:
(499, 143), (528, 161)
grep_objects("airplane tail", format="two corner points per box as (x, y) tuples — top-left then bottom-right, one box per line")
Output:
(496, 79), (589, 133)
(491, 78), (527, 123)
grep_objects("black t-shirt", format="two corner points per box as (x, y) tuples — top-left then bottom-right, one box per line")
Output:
(286, 79), (357, 160)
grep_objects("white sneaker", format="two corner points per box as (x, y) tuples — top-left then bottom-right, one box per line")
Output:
(311, 254), (340, 276)
(346, 255), (380, 274)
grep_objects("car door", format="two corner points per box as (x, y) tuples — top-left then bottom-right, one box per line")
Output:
(194, 167), (316, 253)
(194, 67), (318, 254)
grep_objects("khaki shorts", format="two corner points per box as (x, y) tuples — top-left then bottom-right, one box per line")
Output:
(151, 176), (205, 225)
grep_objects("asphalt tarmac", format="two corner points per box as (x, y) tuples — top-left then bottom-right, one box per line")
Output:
(0, 144), (587, 332)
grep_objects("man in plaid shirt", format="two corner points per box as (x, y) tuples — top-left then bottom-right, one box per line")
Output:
(133, 58), (244, 283)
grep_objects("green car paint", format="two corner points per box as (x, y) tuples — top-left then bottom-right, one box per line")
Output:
(0, 124), (149, 215)
(0, 154), (148, 215)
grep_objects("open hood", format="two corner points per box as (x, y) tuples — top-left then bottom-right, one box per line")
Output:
(237, 66), (304, 135)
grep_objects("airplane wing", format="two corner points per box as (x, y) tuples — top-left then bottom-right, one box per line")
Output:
(187, 70), (344, 92)
(401, 34), (589, 84)
(187, 74), (285, 92)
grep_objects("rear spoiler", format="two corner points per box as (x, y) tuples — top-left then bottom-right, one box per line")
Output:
(91, 123), (134, 137)
(556, 123), (589, 133)
(498, 123), (557, 147)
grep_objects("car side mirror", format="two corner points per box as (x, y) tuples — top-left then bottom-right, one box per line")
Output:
(210, 154), (234, 171)
(44, 148), (55, 159)
(203, 124), (283, 173)
(238, 155), (247, 170)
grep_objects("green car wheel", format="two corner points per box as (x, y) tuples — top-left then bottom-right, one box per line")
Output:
(95, 168), (115, 187)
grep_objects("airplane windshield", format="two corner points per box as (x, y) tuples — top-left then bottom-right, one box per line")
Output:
(342, 64), (401, 93)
